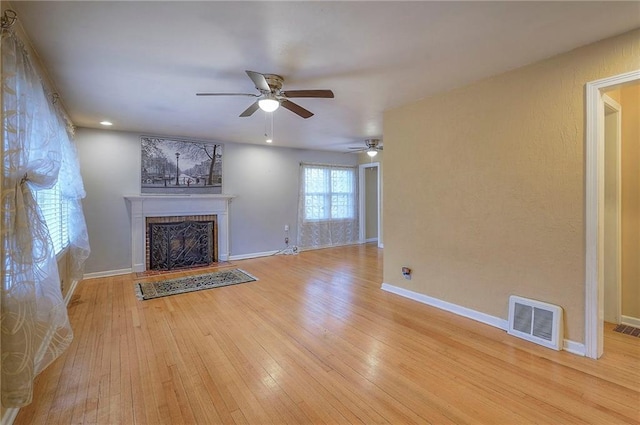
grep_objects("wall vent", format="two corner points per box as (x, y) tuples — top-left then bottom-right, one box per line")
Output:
(508, 296), (563, 351)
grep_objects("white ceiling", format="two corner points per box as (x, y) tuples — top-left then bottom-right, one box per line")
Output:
(10, 1), (640, 151)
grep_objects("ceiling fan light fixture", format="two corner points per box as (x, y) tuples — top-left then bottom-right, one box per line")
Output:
(258, 97), (280, 112)
(366, 149), (378, 157)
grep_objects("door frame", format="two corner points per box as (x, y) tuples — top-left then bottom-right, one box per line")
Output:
(359, 162), (381, 245)
(585, 69), (640, 359)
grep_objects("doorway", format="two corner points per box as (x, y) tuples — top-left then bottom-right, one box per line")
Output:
(585, 69), (640, 359)
(359, 162), (381, 246)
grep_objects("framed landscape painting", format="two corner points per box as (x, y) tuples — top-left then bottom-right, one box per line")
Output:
(141, 136), (223, 194)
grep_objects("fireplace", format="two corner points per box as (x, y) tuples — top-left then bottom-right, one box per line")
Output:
(125, 195), (234, 272)
(146, 215), (218, 271)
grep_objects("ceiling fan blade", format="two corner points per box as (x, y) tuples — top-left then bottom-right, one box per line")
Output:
(239, 101), (260, 117)
(197, 92), (258, 97)
(377, 146), (383, 150)
(245, 70), (271, 92)
(281, 90), (334, 99)
(281, 100), (314, 118)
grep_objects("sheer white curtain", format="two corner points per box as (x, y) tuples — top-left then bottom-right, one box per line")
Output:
(297, 163), (359, 249)
(56, 112), (91, 284)
(2, 30), (90, 407)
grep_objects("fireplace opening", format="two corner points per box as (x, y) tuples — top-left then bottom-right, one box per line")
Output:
(146, 215), (217, 271)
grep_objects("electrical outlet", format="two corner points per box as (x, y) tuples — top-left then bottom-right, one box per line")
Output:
(284, 224), (289, 231)
(402, 267), (412, 280)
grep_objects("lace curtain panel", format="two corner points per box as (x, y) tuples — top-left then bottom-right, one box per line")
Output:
(1, 30), (90, 407)
(297, 163), (359, 249)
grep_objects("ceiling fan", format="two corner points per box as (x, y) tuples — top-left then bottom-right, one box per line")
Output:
(349, 139), (383, 157)
(197, 70), (334, 119)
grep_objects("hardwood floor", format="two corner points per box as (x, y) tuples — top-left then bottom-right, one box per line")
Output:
(14, 244), (640, 424)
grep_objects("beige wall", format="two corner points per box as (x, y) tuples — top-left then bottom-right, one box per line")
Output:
(620, 84), (640, 319)
(606, 88), (621, 103)
(383, 29), (640, 343)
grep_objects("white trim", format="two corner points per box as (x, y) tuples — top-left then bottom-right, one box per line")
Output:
(124, 194), (235, 272)
(382, 283), (586, 356)
(83, 268), (133, 280)
(298, 242), (361, 252)
(230, 243), (387, 260)
(563, 340), (586, 356)
(63, 279), (80, 306)
(378, 242), (384, 249)
(621, 315), (640, 328)
(585, 69), (640, 359)
(229, 250), (279, 261)
(365, 237), (378, 243)
(380, 283), (509, 330)
(1, 408), (19, 425)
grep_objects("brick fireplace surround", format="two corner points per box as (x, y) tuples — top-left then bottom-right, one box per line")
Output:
(124, 195), (235, 272)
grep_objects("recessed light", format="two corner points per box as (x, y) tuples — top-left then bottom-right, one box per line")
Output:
(100, 121), (113, 126)
(265, 138), (273, 144)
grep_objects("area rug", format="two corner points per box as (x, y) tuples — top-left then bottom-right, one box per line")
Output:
(613, 324), (640, 338)
(134, 268), (257, 300)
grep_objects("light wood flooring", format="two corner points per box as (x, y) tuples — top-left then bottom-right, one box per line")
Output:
(14, 244), (640, 424)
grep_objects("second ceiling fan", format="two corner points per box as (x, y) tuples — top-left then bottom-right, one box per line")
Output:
(197, 70), (334, 119)
(349, 139), (383, 157)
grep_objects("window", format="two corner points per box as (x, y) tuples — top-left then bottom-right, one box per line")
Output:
(35, 182), (69, 255)
(303, 165), (356, 221)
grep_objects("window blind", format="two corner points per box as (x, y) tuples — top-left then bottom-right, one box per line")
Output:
(35, 183), (69, 255)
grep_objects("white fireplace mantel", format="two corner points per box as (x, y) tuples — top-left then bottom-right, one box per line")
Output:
(124, 194), (236, 272)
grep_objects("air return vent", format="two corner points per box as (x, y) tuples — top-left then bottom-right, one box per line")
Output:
(508, 296), (563, 351)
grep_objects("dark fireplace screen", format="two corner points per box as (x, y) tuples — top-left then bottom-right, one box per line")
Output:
(148, 220), (215, 271)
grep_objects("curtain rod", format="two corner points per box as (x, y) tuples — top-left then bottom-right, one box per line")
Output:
(1, 9), (76, 135)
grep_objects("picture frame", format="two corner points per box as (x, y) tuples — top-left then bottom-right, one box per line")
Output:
(140, 136), (223, 194)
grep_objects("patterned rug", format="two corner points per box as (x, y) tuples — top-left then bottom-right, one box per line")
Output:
(134, 268), (257, 300)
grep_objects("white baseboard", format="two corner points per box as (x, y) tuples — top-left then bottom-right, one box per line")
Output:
(381, 283), (585, 356)
(378, 242), (384, 248)
(83, 268), (133, 280)
(365, 237), (378, 243)
(380, 283), (508, 330)
(1, 408), (19, 425)
(232, 245), (387, 260)
(229, 250), (279, 261)
(63, 279), (80, 306)
(298, 242), (362, 252)
(621, 315), (640, 328)
(563, 340), (586, 356)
